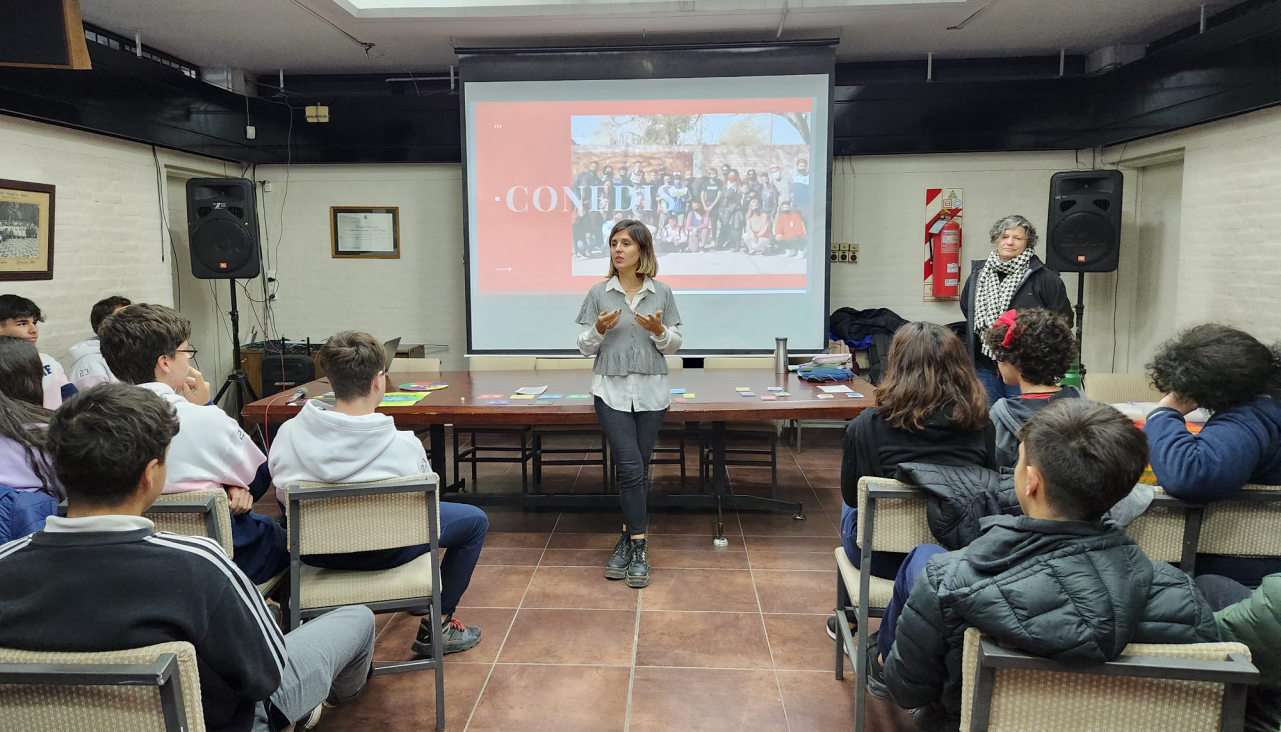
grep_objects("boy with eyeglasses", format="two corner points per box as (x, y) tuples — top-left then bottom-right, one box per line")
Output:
(100, 304), (287, 584)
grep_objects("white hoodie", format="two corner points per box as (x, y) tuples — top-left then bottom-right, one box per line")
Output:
(138, 382), (266, 494)
(40, 353), (71, 410)
(67, 338), (118, 391)
(268, 400), (430, 505)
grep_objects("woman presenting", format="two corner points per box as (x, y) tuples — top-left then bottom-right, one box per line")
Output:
(577, 219), (682, 589)
(960, 214), (1072, 405)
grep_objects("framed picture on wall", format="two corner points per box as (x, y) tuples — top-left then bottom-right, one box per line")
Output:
(331, 206), (399, 259)
(0, 179), (55, 281)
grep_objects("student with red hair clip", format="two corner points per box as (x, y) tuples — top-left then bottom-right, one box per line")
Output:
(982, 308), (1082, 469)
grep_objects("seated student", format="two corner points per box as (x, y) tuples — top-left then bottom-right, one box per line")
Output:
(982, 308), (1082, 468)
(1145, 324), (1281, 586)
(99, 304), (288, 585)
(0, 336), (64, 499)
(0, 385), (375, 732)
(0, 294), (75, 408)
(269, 331), (488, 656)
(839, 321), (995, 575)
(877, 399), (1218, 732)
(1193, 572), (1281, 732)
(68, 294), (131, 390)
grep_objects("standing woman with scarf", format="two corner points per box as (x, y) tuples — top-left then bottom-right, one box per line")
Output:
(960, 214), (1072, 405)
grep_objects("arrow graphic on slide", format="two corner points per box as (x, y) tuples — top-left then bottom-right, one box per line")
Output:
(497, 267), (512, 271)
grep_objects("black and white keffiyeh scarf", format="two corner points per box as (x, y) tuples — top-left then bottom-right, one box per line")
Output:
(973, 248), (1032, 360)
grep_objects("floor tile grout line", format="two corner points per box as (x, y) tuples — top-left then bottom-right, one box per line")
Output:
(744, 520), (794, 732)
(460, 518), (556, 731)
(623, 584), (642, 732)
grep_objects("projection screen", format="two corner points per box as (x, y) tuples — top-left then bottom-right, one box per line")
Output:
(460, 43), (835, 354)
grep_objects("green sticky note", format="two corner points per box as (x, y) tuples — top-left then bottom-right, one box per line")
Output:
(775, 392), (791, 397)
(567, 394), (591, 399)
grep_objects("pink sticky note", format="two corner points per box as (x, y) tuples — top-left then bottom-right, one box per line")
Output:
(760, 395), (777, 401)
(478, 394), (504, 399)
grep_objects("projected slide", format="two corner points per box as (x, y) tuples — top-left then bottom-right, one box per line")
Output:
(465, 75), (830, 353)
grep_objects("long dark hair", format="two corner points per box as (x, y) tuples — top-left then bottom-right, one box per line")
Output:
(875, 322), (989, 431)
(0, 336), (57, 495)
(1148, 324), (1281, 413)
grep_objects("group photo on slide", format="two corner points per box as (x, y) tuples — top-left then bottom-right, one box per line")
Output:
(568, 112), (813, 278)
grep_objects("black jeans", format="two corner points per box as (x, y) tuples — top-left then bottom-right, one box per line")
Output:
(594, 397), (666, 536)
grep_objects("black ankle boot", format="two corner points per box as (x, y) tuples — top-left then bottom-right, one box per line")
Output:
(626, 538), (650, 588)
(605, 532), (631, 580)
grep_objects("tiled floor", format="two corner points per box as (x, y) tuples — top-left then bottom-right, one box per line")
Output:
(310, 428), (915, 732)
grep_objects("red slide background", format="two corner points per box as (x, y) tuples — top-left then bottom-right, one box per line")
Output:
(473, 98), (813, 294)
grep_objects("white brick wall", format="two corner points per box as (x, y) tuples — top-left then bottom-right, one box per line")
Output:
(829, 151), (1082, 325)
(254, 164), (468, 369)
(0, 115), (176, 365)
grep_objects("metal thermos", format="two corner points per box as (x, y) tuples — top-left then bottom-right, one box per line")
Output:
(774, 338), (788, 374)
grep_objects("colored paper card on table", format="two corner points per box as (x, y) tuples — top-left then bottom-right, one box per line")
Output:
(671, 389), (686, 394)
(682, 394), (695, 399)
(510, 394), (536, 400)
(817, 394), (835, 399)
(760, 395), (777, 401)
(486, 400), (509, 405)
(767, 386), (783, 391)
(531, 400), (556, 406)
(567, 394), (591, 399)
(740, 392), (756, 397)
(735, 387), (750, 391)
(543, 394), (564, 399)
(379, 392), (427, 407)
(399, 382), (447, 391)
(818, 385), (854, 393)
(515, 386), (548, 395)
(775, 392), (791, 397)
(478, 394), (505, 399)
(845, 392), (865, 398)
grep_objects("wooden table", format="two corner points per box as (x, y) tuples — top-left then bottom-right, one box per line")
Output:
(243, 369), (873, 541)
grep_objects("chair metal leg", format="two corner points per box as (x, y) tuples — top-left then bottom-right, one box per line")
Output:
(770, 433), (778, 498)
(796, 420), (804, 453)
(835, 572), (847, 680)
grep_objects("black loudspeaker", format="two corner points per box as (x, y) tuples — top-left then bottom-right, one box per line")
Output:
(260, 354), (315, 397)
(186, 178), (261, 279)
(1045, 169), (1123, 273)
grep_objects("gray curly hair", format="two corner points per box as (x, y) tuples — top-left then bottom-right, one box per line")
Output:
(988, 214), (1038, 249)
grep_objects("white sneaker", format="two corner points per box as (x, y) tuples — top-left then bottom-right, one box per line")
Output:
(301, 701), (333, 729)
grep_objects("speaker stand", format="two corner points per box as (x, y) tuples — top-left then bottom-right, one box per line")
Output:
(212, 280), (261, 434)
(1073, 273), (1087, 382)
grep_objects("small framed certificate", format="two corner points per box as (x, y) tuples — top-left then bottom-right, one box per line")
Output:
(331, 206), (399, 259)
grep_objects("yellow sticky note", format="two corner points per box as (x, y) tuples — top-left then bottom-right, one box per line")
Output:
(735, 387), (750, 391)
(682, 394), (695, 399)
(510, 394), (536, 400)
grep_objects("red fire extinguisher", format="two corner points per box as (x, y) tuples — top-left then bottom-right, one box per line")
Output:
(931, 214), (961, 298)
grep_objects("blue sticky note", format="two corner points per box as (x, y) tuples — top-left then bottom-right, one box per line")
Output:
(845, 392), (865, 398)
(486, 400), (509, 405)
(543, 394), (564, 399)
(740, 392), (756, 397)
(670, 389), (686, 394)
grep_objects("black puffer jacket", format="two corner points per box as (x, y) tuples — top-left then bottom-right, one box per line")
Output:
(959, 255), (1073, 366)
(883, 515), (1219, 732)
(894, 463), (1020, 550)
(840, 407), (995, 509)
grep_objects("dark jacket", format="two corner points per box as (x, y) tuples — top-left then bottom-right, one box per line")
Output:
(990, 386), (1083, 468)
(0, 526), (287, 732)
(0, 485), (57, 543)
(840, 406), (995, 509)
(883, 515), (1220, 732)
(960, 254), (1073, 367)
(1216, 573), (1281, 732)
(894, 463), (1020, 550)
(1145, 396), (1281, 503)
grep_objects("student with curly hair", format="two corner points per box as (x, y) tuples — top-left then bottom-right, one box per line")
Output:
(982, 309), (1082, 468)
(1145, 323), (1281, 585)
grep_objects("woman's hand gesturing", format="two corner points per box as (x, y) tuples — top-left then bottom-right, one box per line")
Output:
(635, 310), (665, 336)
(596, 310), (622, 335)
